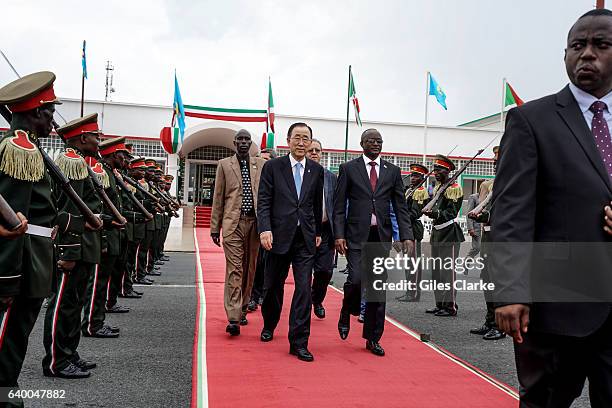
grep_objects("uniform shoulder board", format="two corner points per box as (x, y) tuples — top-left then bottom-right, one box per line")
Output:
(444, 182), (464, 201)
(0, 130), (45, 181)
(55, 148), (88, 181)
(411, 186), (430, 203)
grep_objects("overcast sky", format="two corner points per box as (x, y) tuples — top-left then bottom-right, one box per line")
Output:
(1, 0), (598, 127)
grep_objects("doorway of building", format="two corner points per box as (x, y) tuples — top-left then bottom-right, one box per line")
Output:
(188, 162), (218, 206)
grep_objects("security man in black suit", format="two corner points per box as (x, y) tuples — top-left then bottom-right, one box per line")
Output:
(257, 122), (324, 362)
(491, 9), (612, 407)
(334, 128), (413, 357)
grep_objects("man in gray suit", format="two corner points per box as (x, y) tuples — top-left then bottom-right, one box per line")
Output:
(465, 191), (482, 261)
(306, 139), (337, 319)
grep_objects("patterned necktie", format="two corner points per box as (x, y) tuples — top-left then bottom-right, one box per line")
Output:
(240, 159), (254, 214)
(294, 162), (303, 198)
(369, 162), (378, 191)
(589, 101), (612, 180)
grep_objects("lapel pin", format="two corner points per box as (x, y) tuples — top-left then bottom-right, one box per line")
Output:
(384, 164), (388, 169)
(308, 169), (311, 173)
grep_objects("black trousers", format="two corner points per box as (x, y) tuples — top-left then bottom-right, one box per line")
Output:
(343, 226), (387, 343)
(43, 262), (94, 372)
(107, 236), (128, 308)
(137, 230), (153, 279)
(515, 313), (612, 408)
(479, 232), (496, 327)
(404, 240), (422, 298)
(261, 227), (314, 348)
(0, 296), (44, 396)
(311, 222), (335, 306)
(122, 239), (141, 294)
(430, 241), (460, 312)
(81, 262), (109, 335)
(250, 247), (267, 302)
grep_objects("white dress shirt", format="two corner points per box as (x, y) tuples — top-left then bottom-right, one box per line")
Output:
(569, 82), (612, 144)
(363, 154), (381, 226)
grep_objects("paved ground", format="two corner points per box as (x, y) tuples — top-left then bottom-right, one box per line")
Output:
(19, 252), (196, 408)
(331, 242), (590, 408)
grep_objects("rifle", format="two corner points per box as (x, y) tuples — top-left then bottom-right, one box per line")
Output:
(468, 189), (493, 220)
(0, 192), (22, 230)
(109, 167), (154, 222)
(0, 105), (103, 230)
(123, 175), (160, 203)
(422, 149), (484, 214)
(86, 163), (127, 227)
(148, 182), (179, 217)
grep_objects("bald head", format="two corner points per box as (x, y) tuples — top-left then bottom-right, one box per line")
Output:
(360, 128), (383, 160)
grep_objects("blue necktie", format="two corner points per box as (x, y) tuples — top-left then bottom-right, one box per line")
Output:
(294, 162), (302, 198)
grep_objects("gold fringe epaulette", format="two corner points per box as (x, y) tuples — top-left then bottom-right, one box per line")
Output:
(91, 163), (110, 188)
(139, 180), (149, 192)
(411, 186), (430, 204)
(444, 182), (463, 201)
(55, 148), (88, 181)
(0, 130), (44, 182)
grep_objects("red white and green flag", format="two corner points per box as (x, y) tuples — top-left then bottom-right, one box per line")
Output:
(262, 78), (275, 149)
(160, 126), (181, 154)
(504, 81), (524, 109)
(349, 68), (362, 126)
(184, 105), (268, 122)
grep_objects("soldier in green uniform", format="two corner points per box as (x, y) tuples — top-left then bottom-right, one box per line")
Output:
(135, 159), (158, 284)
(159, 174), (175, 262)
(150, 165), (165, 272)
(468, 146), (505, 340)
(396, 163), (430, 303)
(423, 155), (464, 317)
(0, 72), (84, 402)
(122, 158), (148, 294)
(42, 113), (104, 378)
(81, 137), (132, 340)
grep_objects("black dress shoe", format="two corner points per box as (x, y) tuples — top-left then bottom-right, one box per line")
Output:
(483, 328), (506, 340)
(366, 340), (385, 356)
(106, 304), (130, 313)
(226, 323), (240, 336)
(289, 346), (314, 362)
(134, 278), (153, 285)
(338, 311), (350, 340)
(131, 289), (144, 295)
(105, 325), (120, 334)
(153, 266), (161, 271)
(155, 261), (165, 266)
(247, 300), (258, 312)
(161, 256), (170, 261)
(83, 325), (119, 338)
(425, 307), (440, 314)
(313, 304), (325, 319)
(147, 270), (161, 276)
(119, 291), (142, 299)
(239, 316), (248, 326)
(71, 358), (97, 370)
(470, 323), (491, 335)
(43, 363), (90, 379)
(260, 329), (273, 342)
(144, 278), (155, 283)
(434, 308), (457, 317)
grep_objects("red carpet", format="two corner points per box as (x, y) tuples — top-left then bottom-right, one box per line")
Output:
(194, 228), (518, 407)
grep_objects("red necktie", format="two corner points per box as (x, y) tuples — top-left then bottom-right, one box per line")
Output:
(369, 162), (378, 191)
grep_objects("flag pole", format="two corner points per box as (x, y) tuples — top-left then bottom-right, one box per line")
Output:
(80, 40), (86, 117)
(499, 77), (506, 136)
(344, 65), (351, 163)
(422, 71), (430, 165)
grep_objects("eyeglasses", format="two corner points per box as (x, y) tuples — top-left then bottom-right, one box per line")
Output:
(290, 136), (312, 144)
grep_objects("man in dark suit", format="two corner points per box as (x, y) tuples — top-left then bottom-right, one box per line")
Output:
(257, 122), (324, 362)
(306, 138), (337, 319)
(491, 9), (612, 407)
(334, 128), (413, 357)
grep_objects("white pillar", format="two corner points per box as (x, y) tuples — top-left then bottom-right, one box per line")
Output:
(166, 153), (179, 193)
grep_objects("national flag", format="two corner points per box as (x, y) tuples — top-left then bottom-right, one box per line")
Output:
(268, 77), (275, 133)
(260, 132), (268, 150)
(160, 127), (181, 154)
(82, 40), (87, 79)
(173, 72), (186, 142)
(504, 82), (524, 108)
(183, 105), (268, 122)
(429, 73), (447, 110)
(349, 69), (362, 126)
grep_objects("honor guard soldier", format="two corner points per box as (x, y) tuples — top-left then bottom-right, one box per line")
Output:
(468, 146), (505, 340)
(122, 158), (149, 293)
(422, 155), (464, 317)
(160, 174), (174, 261)
(151, 165), (166, 270)
(0, 72), (83, 399)
(42, 113), (104, 378)
(135, 159), (158, 284)
(396, 163), (430, 303)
